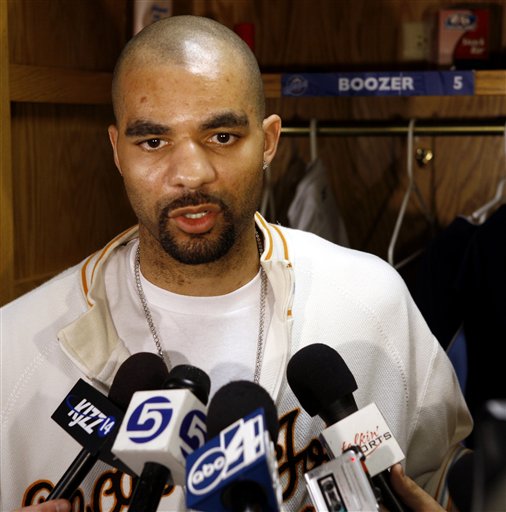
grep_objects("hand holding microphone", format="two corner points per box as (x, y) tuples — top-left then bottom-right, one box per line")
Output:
(389, 464), (445, 512)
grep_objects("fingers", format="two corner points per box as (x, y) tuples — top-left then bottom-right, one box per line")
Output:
(12, 499), (71, 512)
(389, 463), (446, 512)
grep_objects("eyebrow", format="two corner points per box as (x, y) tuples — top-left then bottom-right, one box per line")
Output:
(125, 120), (169, 137)
(124, 112), (250, 138)
(200, 112), (249, 131)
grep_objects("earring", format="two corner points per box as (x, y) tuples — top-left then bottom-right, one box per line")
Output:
(262, 161), (269, 171)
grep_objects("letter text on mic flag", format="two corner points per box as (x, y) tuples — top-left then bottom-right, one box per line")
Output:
(51, 379), (123, 456)
(320, 403), (404, 477)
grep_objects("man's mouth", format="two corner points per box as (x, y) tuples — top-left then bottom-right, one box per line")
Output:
(183, 211), (209, 219)
(167, 204), (221, 234)
(169, 202), (220, 218)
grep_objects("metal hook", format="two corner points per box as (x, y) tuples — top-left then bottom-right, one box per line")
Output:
(415, 147), (434, 167)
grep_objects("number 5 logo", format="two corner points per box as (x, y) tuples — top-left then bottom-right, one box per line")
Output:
(180, 410), (206, 457)
(126, 396), (173, 443)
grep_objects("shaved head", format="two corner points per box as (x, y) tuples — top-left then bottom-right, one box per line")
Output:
(111, 15), (265, 122)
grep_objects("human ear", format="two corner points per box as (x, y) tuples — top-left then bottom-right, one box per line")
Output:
(108, 124), (122, 176)
(262, 114), (282, 166)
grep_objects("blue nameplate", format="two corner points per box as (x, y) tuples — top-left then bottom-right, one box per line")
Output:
(281, 71), (474, 97)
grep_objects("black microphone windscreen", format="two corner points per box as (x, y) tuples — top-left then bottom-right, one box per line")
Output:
(447, 451), (473, 512)
(164, 364), (211, 405)
(286, 343), (357, 417)
(108, 352), (169, 409)
(206, 380), (279, 443)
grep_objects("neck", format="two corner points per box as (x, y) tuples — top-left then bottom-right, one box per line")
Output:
(137, 225), (261, 296)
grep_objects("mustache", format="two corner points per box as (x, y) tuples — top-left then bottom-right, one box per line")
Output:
(162, 192), (226, 213)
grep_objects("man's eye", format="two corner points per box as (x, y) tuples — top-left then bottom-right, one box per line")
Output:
(216, 133), (230, 143)
(140, 138), (165, 150)
(212, 133), (237, 145)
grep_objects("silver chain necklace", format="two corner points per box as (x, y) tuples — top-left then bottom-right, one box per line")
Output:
(134, 231), (267, 384)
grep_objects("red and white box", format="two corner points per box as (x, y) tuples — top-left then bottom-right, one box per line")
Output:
(434, 8), (491, 66)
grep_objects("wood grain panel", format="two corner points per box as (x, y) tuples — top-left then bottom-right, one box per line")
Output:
(10, 103), (136, 283)
(8, 0), (129, 69)
(476, 71), (506, 95)
(1, 0), (14, 304)
(196, 0), (505, 69)
(4, 0), (132, 304)
(10, 65), (113, 104)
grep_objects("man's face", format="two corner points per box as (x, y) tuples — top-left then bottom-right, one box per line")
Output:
(109, 59), (274, 265)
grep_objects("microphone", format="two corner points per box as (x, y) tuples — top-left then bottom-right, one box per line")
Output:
(47, 352), (169, 500)
(112, 363), (211, 512)
(287, 343), (407, 512)
(185, 380), (283, 512)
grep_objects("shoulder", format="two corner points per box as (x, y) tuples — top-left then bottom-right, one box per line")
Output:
(277, 226), (416, 331)
(1, 262), (87, 333)
(280, 225), (405, 290)
(1, 226), (139, 321)
(0, 262), (88, 408)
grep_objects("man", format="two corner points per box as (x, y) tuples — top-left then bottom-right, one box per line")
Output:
(1, 15), (471, 512)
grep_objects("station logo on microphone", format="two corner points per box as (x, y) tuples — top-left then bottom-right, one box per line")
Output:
(320, 403), (405, 477)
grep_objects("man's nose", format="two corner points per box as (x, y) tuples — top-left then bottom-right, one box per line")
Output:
(168, 139), (216, 189)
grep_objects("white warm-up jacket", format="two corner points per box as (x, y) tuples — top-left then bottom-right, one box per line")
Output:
(1, 213), (472, 511)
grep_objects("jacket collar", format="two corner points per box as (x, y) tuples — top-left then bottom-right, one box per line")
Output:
(58, 214), (294, 397)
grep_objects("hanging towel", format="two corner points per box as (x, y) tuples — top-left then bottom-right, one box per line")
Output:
(287, 158), (349, 247)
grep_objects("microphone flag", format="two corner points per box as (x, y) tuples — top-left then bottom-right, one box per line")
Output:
(320, 403), (405, 477)
(186, 407), (282, 512)
(51, 378), (123, 457)
(112, 388), (207, 485)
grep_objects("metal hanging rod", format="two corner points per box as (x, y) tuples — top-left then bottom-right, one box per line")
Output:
(280, 118), (506, 137)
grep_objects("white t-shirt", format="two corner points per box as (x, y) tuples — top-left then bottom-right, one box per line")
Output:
(105, 240), (273, 397)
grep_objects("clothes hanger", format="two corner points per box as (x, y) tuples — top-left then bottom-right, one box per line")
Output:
(309, 118), (318, 164)
(469, 178), (506, 224)
(388, 119), (433, 269)
(261, 118), (320, 222)
(468, 121), (506, 224)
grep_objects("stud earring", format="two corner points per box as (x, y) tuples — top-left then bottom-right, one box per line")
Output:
(262, 161), (269, 171)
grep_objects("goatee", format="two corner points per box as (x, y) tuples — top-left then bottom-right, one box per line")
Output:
(158, 192), (236, 265)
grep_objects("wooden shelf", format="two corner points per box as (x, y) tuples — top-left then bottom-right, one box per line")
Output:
(8, 65), (506, 104)
(475, 70), (506, 95)
(9, 64), (113, 104)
